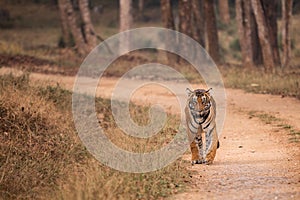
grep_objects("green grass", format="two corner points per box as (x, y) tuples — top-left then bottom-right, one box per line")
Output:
(0, 73), (192, 199)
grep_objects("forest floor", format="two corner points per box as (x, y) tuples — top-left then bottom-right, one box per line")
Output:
(0, 67), (299, 199)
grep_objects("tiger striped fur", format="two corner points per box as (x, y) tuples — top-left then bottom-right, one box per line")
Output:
(185, 88), (219, 165)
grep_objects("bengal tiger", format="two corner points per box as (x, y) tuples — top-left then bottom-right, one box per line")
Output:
(185, 88), (219, 165)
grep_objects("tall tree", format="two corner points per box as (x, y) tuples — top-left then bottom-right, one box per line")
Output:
(251, 0), (277, 71)
(78, 0), (97, 50)
(191, 0), (205, 48)
(219, 0), (230, 24)
(137, 0), (145, 20)
(58, 0), (98, 55)
(119, 0), (133, 52)
(139, 0), (144, 12)
(58, 0), (70, 47)
(161, 0), (175, 30)
(282, 0), (293, 68)
(262, 0), (281, 66)
(204, 0), (220, 64)
(160, 0), (177, 63)
(178, 0), (192, 63)
(236, 0), (262, 67)
(58, 0), (87, 55)
(178, 0), (192, 37)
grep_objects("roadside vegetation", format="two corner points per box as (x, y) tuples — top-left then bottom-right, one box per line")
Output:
(248, 110), (300, 143)
(0, 73), (192, 199)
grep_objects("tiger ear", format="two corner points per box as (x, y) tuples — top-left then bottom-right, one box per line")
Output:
(206, 88), (212, 93)
(186, 88), (193, 96)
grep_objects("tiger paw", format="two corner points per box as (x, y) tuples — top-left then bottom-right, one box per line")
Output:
(204, 159), (213, 165)
(191, 159), (206, 165)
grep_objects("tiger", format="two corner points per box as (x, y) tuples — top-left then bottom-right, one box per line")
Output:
(185, 88), (219, 165)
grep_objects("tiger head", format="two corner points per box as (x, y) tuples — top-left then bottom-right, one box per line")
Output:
(186, 88), (212, 117)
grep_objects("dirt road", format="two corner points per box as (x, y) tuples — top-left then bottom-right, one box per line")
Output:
(1, 67), (299, 199)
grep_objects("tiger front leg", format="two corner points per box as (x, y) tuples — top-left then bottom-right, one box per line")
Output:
(204, 127), (218, 165)
(190, 136), (205, 165)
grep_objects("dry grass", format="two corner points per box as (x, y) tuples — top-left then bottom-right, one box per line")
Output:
(221, 66), (300, 99)
(59, 158), (191, 200)
(0, 74), (192, 199)
(0, 74), (86, 199)
(248, 111), (300, 143)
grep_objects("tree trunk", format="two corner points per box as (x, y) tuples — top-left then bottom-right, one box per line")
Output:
(236, 0), (263, 67)
(191, 0), (205, 48)
(138, 0), (144, 20)
(282, 0), (293, 68)
(236, 0), (251, 67)
(161, 0), (175, 30)
(251, 0), (276, 72)
(204, 0), (220, 64)
(160, 0), (177, 63)
(219, 0), (230, 24)
(178, 0), (192, 37)
(139, 0), (144, 13)
(262, 0), (281, 66)
(58, 0), (71, 47)
(250, 4), (263, 65)
(119, 0), (133, 52)
(78, 0), (97, 51)
(178, 0), (192, 63)
(58, 0), (88, 55)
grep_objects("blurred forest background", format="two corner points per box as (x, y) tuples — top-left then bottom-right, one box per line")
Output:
(0, 0), (299, 98)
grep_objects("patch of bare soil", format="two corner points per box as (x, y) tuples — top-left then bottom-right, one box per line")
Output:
(0, 67), (299, 199)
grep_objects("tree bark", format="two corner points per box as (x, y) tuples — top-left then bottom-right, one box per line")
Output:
(178, 0), (192, 63)
(161, 0), (175, 30)
(78, 0), (97, 51)
(139, 0), (144, 13)
(178, 0), (192, 37)
(251, 0), (276, 71)
(236, 0), (251, 67)
(204, 0), (220, 64)
(58, 0), (88, 55)
(219, 0), (230, 24)
(58, 0), (71, 47)
(120, 0), (133, 32)
(262, 0), (281, 66)
(282, 0), (293, 68)
(236, 0), (262, 67)
(138, 0), (144, 20)
(119, 0), (133, 52)
(250, 4), (263, 65)
(191, 0), (205, 48)
(160, 0), (177, 63)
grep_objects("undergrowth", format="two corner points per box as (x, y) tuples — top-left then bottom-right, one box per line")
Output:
(0, 73), (192, 199)
(0, 73), (85, 199)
